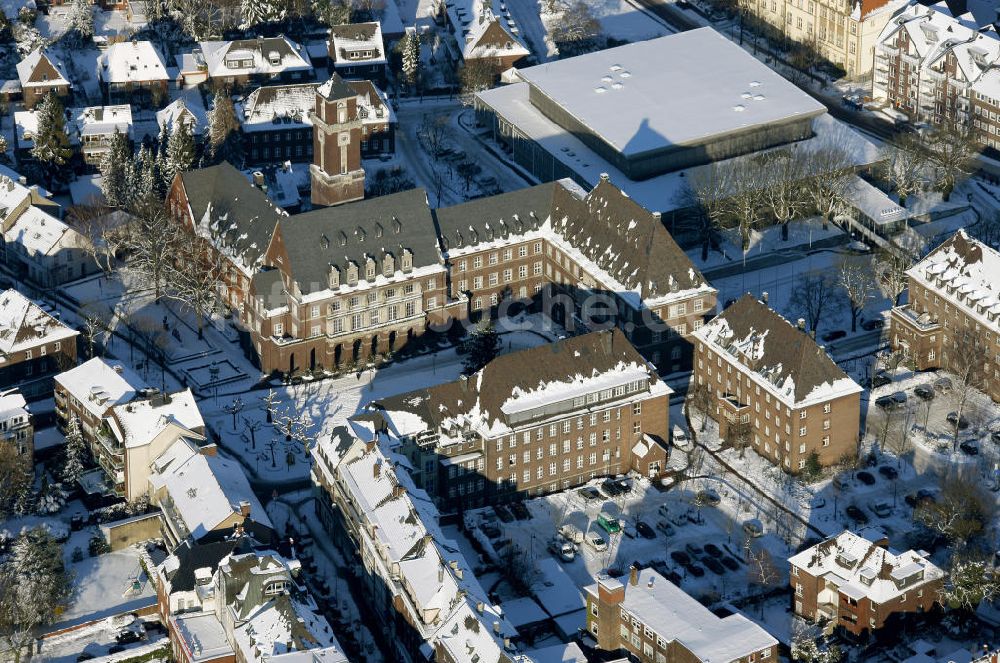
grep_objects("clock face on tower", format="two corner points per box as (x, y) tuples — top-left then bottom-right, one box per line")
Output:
(337, 132), (351, 146)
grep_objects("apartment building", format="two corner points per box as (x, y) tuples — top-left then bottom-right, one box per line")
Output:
(889, 229), (1000, 400)
(310, 434), (524, 663)
(360, 329), (670, 510)
(584, 567), (778, 663)
(789, 529), (944, 635)
(0, 289), (79, 400)
(691, 295), (863, 471)
(873, 3), (1000, 143)
(751, 0), (907, 77)
(0, 389), (33, 464)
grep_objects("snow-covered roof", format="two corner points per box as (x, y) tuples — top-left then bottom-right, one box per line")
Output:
(172, 612), (234, 663)
(0, 289), (78, 358)
(108, 388), (205, 449)
(329, 21), (387, 66)
(16, 47), (70, 88)
(233, 596), (348, 662)
(70, 105), (133, 139)
(587, 569), (777, 661)
(692, 295), (863, 407)
(199, 36), (312, 79)
(789, 530), (945, 604)
(157, 91), (208, 135)
(54, 358), (144, 420)
(3, 206), (78, 256)
(150, 442), (271, 540)
(0, 170), (36, 218)
(237, 82), (317, 131)
(0, 389), (28, 422)
(846, 175), (910, 225)
(100, 41), (170, 84)
(447, 0), (530, 61)
(515, 28), (823, 158)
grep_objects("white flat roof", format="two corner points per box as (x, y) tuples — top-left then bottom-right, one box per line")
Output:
(515, 28), (824, 156)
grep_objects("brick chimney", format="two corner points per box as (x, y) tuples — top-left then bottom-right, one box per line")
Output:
(629, 565), (639, 586)
(597, 575), (625, 606)
(239, 501), (251, 517)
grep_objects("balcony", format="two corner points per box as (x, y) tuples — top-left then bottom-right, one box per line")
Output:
(891, 305), (940, 332)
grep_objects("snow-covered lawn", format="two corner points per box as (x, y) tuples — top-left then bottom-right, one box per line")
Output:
(688, 216), (846, 271)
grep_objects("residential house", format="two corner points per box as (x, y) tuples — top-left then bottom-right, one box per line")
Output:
(99, 40), (170, 108)
(889, 229), (1000, 402)
(445, 1), (530, 72)
(149, 437), (273, 546)
(360, 329), (671, 510)
(0, 289), (79, 400)
(311, 433), (525, 662)
(3, 204), (100, 287)
(156, 92), (208, 139)
(0, 389), (33, 465)
(585, 567), (778, 663)
(691, 295), (863, 471)
(197, 36), (314, 91)
(69, 105), (133, 167)
(789, 529), (944, 635)
(328, 21), (387, 82)
(16, 47), (71, 109)
(237, 78), (394, 165)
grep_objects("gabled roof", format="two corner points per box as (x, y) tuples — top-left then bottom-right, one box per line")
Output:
(16, 47), (70, 88)
(107, 388), (205, 449)
(435, 182), (555, 252)
(200, 36), (312, 78)
(693, 295), (862, 406)
(156, 92), (208, 135)
(329, 21), (386, 66)
(238, 82), (318, 130)
(276, 187), (441, 296)
(100, 41), (170, 84)
(54, 357), (143, 420)
(179, 162), (285, 275)
(550, 176), (712, 306)
(907, 229), (1000, 327)
(0, 289), (78, 357)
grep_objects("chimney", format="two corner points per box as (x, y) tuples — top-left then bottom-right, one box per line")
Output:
(392, 484), (406, 499)
(252, 171), (265, 187)
(438, 566), (444, 583)
(652, 211), (661, 222)
(365, 440), (376, 454)
(492, 621), (501, 635)
(797, 318), (806, 331)
(761, 291), (768, 304)
(504, 638), (511, 650)
(629, 565), (639, 586)
(647, 575), (655, 589)
(476, 601), (484, 613)
(18, 176), (27, 185)
(373, 459), (382, 479)
(599, 173), (609, 182)
(239, 500), (251, 517)
(112, 365), (124, 374)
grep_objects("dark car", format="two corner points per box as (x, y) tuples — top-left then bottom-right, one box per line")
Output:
(905, 489), (936, 508)
(686, 563), (705, 577)
(108, 646), (125, 655)
(875, 395), (897, 410)
(861, 318), (884, 331)
(721, 556), (740, 571)
(872, 371), (892, 388)
(635, 521), (656, 539)
(702, 557), (725, 575)
(914, 384), (935, 400)
(846, 505), (869, 523)
(947, 412), (969, 430)
(685, 542), (704, 556)
(116, 630), (142, 645)
(822, 330), (847, 342)
(960, 441), (980, 456)
(704, 543), (723, 558)
(670, 550), (691, 565)
(856, 471), (876, 486)
(509, 502), (530, 520)
(617, 478), (632, 494)
(494, 505), (514, 523)
(878, 465), (899, 480)
(480, 523), (501, 539)
(577, 486), (601, 501)
(601, 478), (622, 497)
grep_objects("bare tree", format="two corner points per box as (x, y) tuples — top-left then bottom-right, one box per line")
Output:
(418, 115), (449, 158)
(124, 197), (183, 301)
(946, 329), (987, 449)
(745, 545), (779, 615)
(262, 389), (280, 423)
(684, 162), (731, 261)
(549, 1), (602, 55)
(726, 166), (765, 251)
(838, 255), (876, 332)
(940, 555), (1000, 611)
(78, 300), (109, 359)
(458, 59), (501, 105)
(915, 472), (995, 548)
(874, 248), (911, 306)
(65, 205), (132, 275)
(243, 417), (263, 449)
(882, 133), (927, 207)
(170, 241), (223, 339)
(685, 379), (715, 433)
(223, 397), (244, 431)
(803, 145), (854, 229)
(789, 272), (841, 333)
(923, 124), (977, 202)
(760, 150), (808, 241)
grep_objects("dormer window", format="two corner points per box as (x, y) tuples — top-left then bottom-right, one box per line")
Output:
(347, 262), (359, 286)
(382, 254), (394, 277)
(328, 265), (340, 289)
(401, 249), (413, 273)
(366, 257), (376, 280)
(264, 580), (290, 596)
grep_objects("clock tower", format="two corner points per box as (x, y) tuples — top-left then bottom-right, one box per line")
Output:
(310, 73), (365, 207)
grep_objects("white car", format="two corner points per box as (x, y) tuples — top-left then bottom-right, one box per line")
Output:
(586, 533), (608, 552)
(549, 538), (575, 562)
(672, 426), (691, 450)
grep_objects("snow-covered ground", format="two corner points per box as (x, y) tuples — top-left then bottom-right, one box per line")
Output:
(688, 216), (845, 271)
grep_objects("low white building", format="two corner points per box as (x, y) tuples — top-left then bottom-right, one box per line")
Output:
(0, 389), (32, 461)
(69, 105), (133, 166)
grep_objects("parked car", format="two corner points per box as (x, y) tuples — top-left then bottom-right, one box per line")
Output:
(869, 501), (892, 518)
(846, 505), (869, 523)
(549, 538), (575, 562)
(494, 505), (514, 523)
(721, 556), (740, 571)
(670, 511), (689, 527)
(510, 502), (530, 520)
(878, 465), (899, 480)
(635, 521), (656, 539)
(934, 377), (953, 393)
(892, 391), (908, 405)
(914, 384), (935, 400)
(656, 521), (675, 536)
(622, 524), (637, 539)
(905, 489), (937, 508)
(875, 395), (897, 410)
(960, 441), (980, 456)
(856, 471), (876, 486)
(559, 523), (584, 544)
(686, 563), (705, 577)
(685, 542), (704, 556)
(597, 511), (622, 534)
(670, 550), (691, 565)
(822, 330), (847, 342)
(743, 519), (764, 538)
(601, 478), (622, 497)
(616, 477), (633, 494)
(577, 486), (601, 502)
(586, 533), (608, 552)
(115, 630), (142, 645)
(704, 543), (723, 558)
(695, 489), (721, 506)
(947, 412), (969, 430)
(672, 426), (691, 450)
(702, 557), (725, 575)
(872, 371), (892, 388)
(861, 318), (884, 331)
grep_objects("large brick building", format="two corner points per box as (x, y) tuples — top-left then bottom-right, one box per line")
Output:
(789, 529), (944, 636)
(584, 567), (778, 663)
(0, 289), (79, 400)
(359, 329), (671, 509)
(691, 295), (863, 471)
(889, 229), (1000, 400)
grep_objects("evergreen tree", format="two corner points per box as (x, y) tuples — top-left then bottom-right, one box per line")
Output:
(138, 144), (162, 199)
(207, 91), (243, 166)
(402, 31), (421, 89)
(240, 0), (283, 28)
(68, 0), (94, 43)
(461, 320), (501, 374)
(0, 134), (8, 163)
(31, 92), (72, 188)
(164, 118), (196, 187)
(98, 129), (133, 208)
(60, 417), (86, 487)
